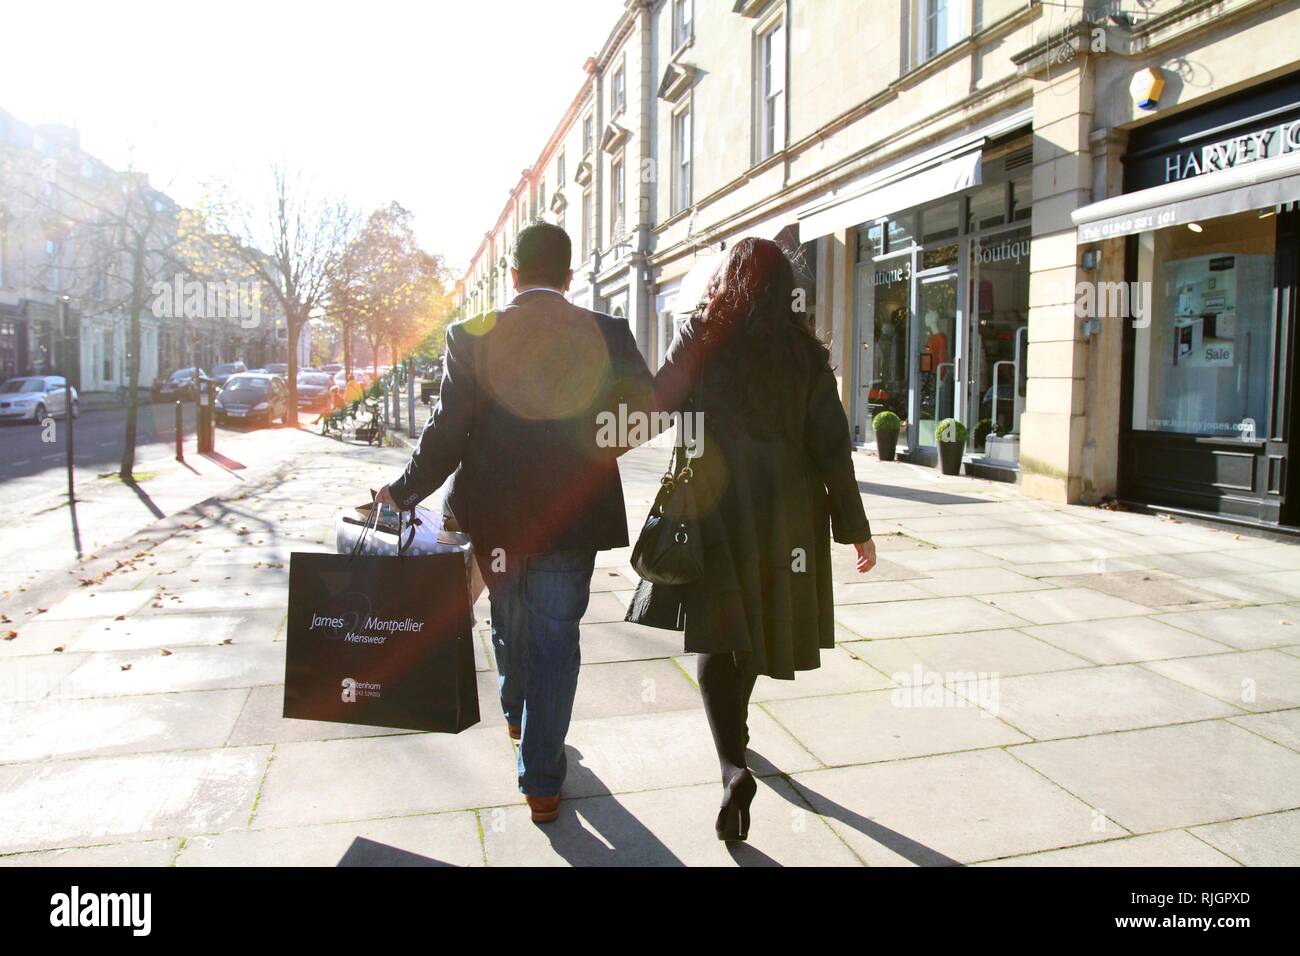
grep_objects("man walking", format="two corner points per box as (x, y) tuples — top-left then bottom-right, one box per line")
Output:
(377, 221), (652, 822)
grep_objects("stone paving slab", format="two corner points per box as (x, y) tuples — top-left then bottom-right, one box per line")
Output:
(1038, 570), (1216, 610)
(1153, 604), (1300, 650)
(568, 658), (701, 721)
(226, 685), (407, 746)
(911, 566), (1054, 597)
(976, 586), (1154, 625)
(1189, 809), (1300, 867)
(557, 707), (820, 798)
(967, 664), (1242, 739)
(1227, 707), (1300, 751)
(836, 595), (1027, 640)
(763, 688), (1028, 765)
(744, 646), (896, 700)
(252, 729), (523, 829)
(0, 689), (249, 763)
(66, 608), (283, 654)
(1022, 616), (1232, 665)
(974, 831), (1239, 867)
(789, 750), (1114, 866)
(176, 812), (485, 867)
(0, 746), (270, 854)
(480, 776), (861, 867)
(0, 655), (87, 704)
(1010, 720), (1300, 833)
(1143, 650), (1300, 712)
(53, 643), (286, 698)
(0, 839), (179, 867)
(842, 628), (1091, 678)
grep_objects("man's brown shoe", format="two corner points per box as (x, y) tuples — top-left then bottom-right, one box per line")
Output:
(527, 795), (561, 823)
(507, 724), (521, 741)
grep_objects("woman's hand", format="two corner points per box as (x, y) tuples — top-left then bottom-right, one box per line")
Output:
(855, 539), (877, 574)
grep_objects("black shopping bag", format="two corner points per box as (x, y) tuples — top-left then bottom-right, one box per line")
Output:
(284, 548), (479, 733)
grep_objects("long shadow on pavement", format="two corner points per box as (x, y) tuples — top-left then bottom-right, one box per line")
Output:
(755, 752), (961, 866)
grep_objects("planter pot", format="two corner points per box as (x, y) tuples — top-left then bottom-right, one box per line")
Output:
(938, 439), (964, 476)
(876, 429), (899, 462)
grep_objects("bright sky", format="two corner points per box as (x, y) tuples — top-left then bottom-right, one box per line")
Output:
(0, 0), (621, 276)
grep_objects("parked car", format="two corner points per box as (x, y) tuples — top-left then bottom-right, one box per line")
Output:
(322, 363), (343, 376)
(295, 371), (339, 412)
(265, 363), (289, 377)
(215, 373), (289, 427)
(0, 375), (79, 423)
(155, 367), (206, 402)
(210, 361), (247, 387)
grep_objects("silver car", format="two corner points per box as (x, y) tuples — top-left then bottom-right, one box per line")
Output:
(0, 375), (79, 423)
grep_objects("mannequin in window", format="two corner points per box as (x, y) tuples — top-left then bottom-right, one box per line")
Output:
(923, 310), (949, 381)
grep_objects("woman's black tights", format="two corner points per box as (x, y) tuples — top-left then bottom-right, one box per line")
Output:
(697, 652), (759, 784)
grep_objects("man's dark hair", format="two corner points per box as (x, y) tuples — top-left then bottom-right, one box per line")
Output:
(511, 219), (571, 289)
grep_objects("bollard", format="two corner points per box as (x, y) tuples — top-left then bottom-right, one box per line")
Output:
(175, 401), (183, 461)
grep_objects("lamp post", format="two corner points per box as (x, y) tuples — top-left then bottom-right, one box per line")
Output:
(58, 295), (75, 503)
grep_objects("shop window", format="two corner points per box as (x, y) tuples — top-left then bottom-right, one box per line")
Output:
(859, 255), (912, 439)
(917, 273), (958, 447)
(922, 243), (958, 270)
(967, 184), (1007, 232)
(1132, 210), (1275, 438)
(856, 222), (885, 263)
(1010, 170), (1032, 222)
(920, 200), (960, 243)
(887, 213), (915, 251)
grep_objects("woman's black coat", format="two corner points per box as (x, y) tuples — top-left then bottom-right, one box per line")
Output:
(624, 315), (872, 679)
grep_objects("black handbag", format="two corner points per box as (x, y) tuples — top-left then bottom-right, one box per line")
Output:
(632, 372), (705, 584)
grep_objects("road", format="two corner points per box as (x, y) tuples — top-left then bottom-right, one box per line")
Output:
(0, 402), (203, 483)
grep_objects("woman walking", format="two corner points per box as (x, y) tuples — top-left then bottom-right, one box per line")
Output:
(627, 237), (876, 842)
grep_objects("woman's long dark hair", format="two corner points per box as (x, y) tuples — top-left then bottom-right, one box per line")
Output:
(691, 237), (829, 438)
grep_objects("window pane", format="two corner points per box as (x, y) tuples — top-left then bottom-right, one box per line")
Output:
(1132, 211), (1275, 437)
(967, 184), (1006, 232)
(920, 200), (960, 242)
(887, 213), (915, 251)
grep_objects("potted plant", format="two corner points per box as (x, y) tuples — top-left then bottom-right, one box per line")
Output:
(872, 410), (902, 462)
(935, 417), (967, 476)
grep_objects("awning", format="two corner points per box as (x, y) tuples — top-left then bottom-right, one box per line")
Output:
(1073, 151), (1300, 243)
(794, 108), (1032, 243)
(798, 147), (982, 242)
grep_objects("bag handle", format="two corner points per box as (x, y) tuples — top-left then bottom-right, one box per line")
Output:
(348, 498), (382, 561)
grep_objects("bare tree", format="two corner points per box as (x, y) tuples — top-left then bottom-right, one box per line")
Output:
(12, 158), (200, 480)
(204, 168), (355, 425)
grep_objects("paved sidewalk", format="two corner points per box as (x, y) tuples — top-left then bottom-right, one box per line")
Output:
(2, 431), (1299, 866)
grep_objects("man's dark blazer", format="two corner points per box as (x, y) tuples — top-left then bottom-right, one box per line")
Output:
(389, 288), (653, 558)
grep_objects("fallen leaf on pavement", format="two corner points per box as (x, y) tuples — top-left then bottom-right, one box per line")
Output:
(114, 615), (126, 621)
(220, 638), (233, 645)
(120, 663), (132, 671)
(3, 631), (16, 641)
(53, 645), (64, 653)
(160, 648), (173, 656)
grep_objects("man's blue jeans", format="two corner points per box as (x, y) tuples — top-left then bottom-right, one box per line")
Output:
(485, 549), (596, 796)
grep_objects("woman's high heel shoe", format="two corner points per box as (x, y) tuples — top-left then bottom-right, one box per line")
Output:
(715, 769), (757, 842)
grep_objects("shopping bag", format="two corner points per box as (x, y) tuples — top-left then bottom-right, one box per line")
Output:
(284, 513), (479, 733)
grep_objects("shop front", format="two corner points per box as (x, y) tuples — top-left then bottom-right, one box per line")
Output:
(1075, 73), (1300, 527)
(796, 111), (1034, 469)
